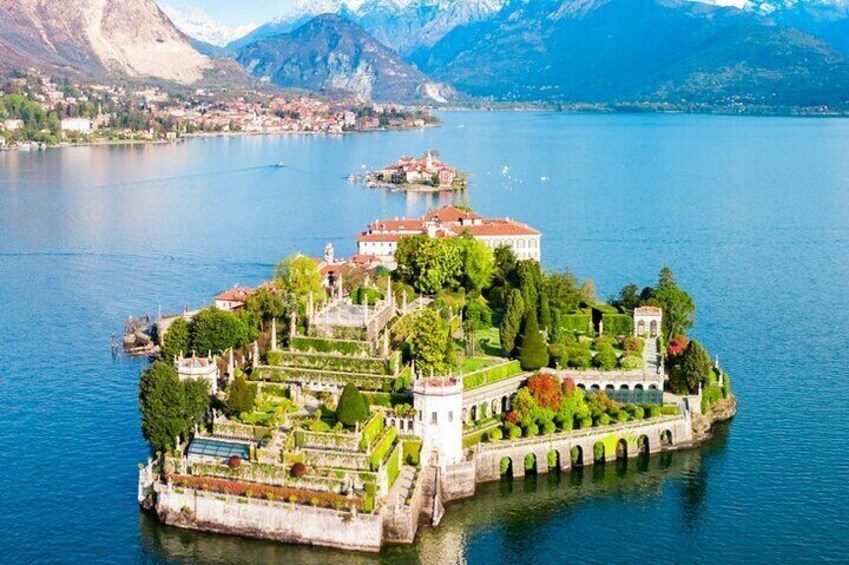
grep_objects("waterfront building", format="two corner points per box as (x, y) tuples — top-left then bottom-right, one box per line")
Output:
(213, 285), (255, 311)
(175, 354), (220, 394)
(356, 205), (542, 266)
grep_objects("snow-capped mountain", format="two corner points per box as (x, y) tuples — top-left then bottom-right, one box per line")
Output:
(161, 4), (257, 47)
(228, 0), (506, 55)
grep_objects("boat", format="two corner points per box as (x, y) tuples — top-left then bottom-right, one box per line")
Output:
(274, 162), (285, 168)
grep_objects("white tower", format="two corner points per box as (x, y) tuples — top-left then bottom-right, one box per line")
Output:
(324, 243), (335, 265)
(413, 375), (464, 470)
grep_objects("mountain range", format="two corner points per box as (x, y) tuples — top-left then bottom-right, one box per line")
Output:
(3, 0), (849, 110)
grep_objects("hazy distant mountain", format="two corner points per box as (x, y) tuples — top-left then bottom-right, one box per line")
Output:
(0, 0), (213, 83)
(161, 4), (257, 47)
(235, 14), (458, 103)
(412, 0), (849, 108)
(227, 0), (504, 55)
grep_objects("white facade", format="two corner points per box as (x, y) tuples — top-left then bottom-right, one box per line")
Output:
(176, 355), (220, 394)
(474, 234), (541, 261)
(61, 118), (94, 134)
(413, 377), (464, 470)
(634, 306), (663, 338)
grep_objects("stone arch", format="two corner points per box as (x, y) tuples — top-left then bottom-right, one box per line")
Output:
(501, 395), (509, 412)
(470, 405), (477, 421)
(649, 384), (658, 390)
(635, 384), (644, 390)
(593, 441), (605, 463)
(605, 384), (615, 391)
(620, 384), (629, 390)
(571, 445), (584, 467)
(616, 438), (628, 459)
(650, 320), (658, 338)
(637, 320), (646, 335)
(547, 449), (560, 471)
(590, 384), (600, 391)
(500, 456), (513, 477)
(577, 384), (586, 390)
(637, 434), (650, 456)
(491, 399), (499, 415)
(661, 429), (673, 447)
(524, 452), (537, 474)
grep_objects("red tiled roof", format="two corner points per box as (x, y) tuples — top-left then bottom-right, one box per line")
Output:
(357, 232), (406, 243)
(368, 219), (426, 232)
(424, 205), (481, 223)
(461, 219), (540, 237)
(215, 285), (255, 302)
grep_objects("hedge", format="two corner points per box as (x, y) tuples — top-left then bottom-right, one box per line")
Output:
(660, 405), (680, 415)
(251, 366), (396, 391)
(386, 443), (403, 489)
(290, 336), (372, 356)
(363, 391), (413, 408)
(463, 360), (523, 390)
(602, 313), (633, 337)
(359, 413), (385, 450)
(560, 314), (592, 334)
(402, 439), (422, 466)
(267, 350), (393, 376)
(702, 385), (724, 413)
(369, 426), (398, 470)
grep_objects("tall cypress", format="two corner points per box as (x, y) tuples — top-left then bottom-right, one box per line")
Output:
(518, 308), (549, 371)
(500, 289), (525, 355)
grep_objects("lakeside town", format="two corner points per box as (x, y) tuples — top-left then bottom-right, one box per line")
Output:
(0, 72), (437, 151)
(361, 151), (467, 192)
(133, 204), (736, 552)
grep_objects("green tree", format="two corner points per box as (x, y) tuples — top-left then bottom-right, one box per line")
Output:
(457, 234), (494, 292)
(408, 309), (451, 374)
(395, 236), (464, 294)
(226, 371), (257, 417)
(492, 244), (519, 288)
(547, 270), (583, 314)
(336, 383), (369, 427)
(580, 279), (598, 303)
(188, 308), (250, 354)
(273, 254), (325, 304)
(139, 362), (188, 453)
(670, 340), (712, 394)
(159, 317), (189, 362)
(517, 308), (549, 371)
(653, 267), (695, 341)
(500, 289), (525, 355)
(182, 378), (211, 430)
(245, 286), (286, 329)
(518, 260), (542, 314)
(539, 293), (552, 331)
(616, 283), (641, 311)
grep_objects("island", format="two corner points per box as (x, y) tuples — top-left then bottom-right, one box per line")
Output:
(136, 205), (736, 553)
(363, 152), (467, 192)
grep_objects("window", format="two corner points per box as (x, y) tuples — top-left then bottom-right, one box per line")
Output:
(448, 411), (454, 423)
(418, 410), (422, 421)
(431, 412), (437, 424)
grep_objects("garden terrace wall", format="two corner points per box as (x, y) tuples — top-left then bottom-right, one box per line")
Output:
(252, 366), (396, 391)
(212, 420), (270, 442)
(290, 336), (372, 356)
(189, 462), (348, 492)
(154, 484), (382, 552)
(267, 350), (396, 376)
(304, 448), (372, 471)
(296, 429), (364, 452)
(463, 360), (523, 390)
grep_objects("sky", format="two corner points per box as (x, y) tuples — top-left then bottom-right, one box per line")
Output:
(161, 0), (291, 26)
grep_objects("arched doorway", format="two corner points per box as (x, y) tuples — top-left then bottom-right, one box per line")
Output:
(492, 399), (499, 415)
(661, 429), (673, 447)
(637, 320), (646, 335)
(635, 384), (644, 390)
(591, 384), (600, 391)
(637, 434), (650, 456)
(524, 453), (537, 474)
(605, 384), (615, 391)
(547, 449), (560, 471)
(577, 384), (586, 390)
(616, 438), (628, 459)
(620, 384), (629, 390)
(500, 456), (512, 477)
(593, 441), (605, 464)
(650, 320), (658, 338)
(571, 445), (583, 467)
(649, 384), (658, 390)
(501, 395), (509, 412)
(470, 405), (477, 421)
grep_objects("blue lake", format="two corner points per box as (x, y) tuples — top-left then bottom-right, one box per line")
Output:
(1, 111), (848, 563)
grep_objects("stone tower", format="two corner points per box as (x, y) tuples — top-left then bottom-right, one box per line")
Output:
(413, 374), (463, 470)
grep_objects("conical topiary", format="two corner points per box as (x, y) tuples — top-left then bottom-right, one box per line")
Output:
(517, 308), (549, 371)
(336, 383), (369, 427)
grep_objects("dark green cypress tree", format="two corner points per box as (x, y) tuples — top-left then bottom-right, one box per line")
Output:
(500, 289), (525, 355)
(517, 308), (549, 371)
(336, 383), (369, 427)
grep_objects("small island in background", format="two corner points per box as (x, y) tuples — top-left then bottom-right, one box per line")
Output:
(362, 151), (467, 192)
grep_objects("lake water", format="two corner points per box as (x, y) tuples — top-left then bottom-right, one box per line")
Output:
(2, 111), (848, 563)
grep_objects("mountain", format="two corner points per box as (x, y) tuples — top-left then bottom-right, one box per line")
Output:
(0, 0), (212, 83)
(235, 14), (458, 103)
(227, 0), (504, 56)
(160, 4), (257, 48)
(412, 0), (849, 109)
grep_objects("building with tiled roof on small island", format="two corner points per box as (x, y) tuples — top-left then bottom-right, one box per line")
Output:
(365, 151), (467, 192)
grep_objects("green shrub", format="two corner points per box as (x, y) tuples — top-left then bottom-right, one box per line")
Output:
(619, 354), (643, 370)
(524, 453), (536, 472)
(660, 405), (680, 415)
(623, 336), (645, 355)
(289, 336), (372, 356)
(487, 428), (503, 441)
(631, 406), (645, 419)
(506, 424), (522, 439)
(579, 417), (593, 429)
(593, 349), (618, 371)
(463, 360), (522, 390)
(336, 383), (369, 427)
(541, 421), (556, 435)
(359, 413), (385, 449)
(601, 313), (633, 337)
(593, 443), (604, 461)
(524, 423), (540, 437)
(547, 449), (558, 468)
(402, 439), (422, 466)
(596, 413), (611, 426)
(500, 457), (511, 475)
(616, 411), (630, 423)
(648, 405), (661, 418)
(593, 335), (615, 349)
(566, 347), (593, 369)
(369, 427), (398, 470)
(560, 314), (591, 333)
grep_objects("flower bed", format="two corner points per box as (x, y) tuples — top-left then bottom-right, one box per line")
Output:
(168, 473), (364, 511)
(463, 360), (523, 390)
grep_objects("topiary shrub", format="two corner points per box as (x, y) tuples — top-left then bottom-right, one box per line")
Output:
(290, 462), (306, 478)
(506, 424), (522, 439)
(623, 336), (645, 355)
(228, 456), (242, 469)
(567, 347), (593, 369)
(487, 428), (503, 442)
(594, 349), (618, 371)
(619, 354), (643, 370)
(517, 309), (549, 371)
(541, 421), (556, 435)
(336, 383), (369, 427)
(524, 423), (540, 437)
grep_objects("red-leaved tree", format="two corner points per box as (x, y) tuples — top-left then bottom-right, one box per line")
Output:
(526, 372), (562, 412)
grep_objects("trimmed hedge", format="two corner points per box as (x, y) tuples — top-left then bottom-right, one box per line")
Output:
(369, 427), (398, 470)
(267, 350), (392, 376)
(560, 314), (592, 334)
(463, 360), (523, 390)
(402, 439), (422, 466)
(386, 442), (403, 488)
(290, 336), (372, 356)
(251, 366), (395, 391)
(359, 413), (385, 450)
(601, 313), (633, 336)
(363, 391), (413, 408)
